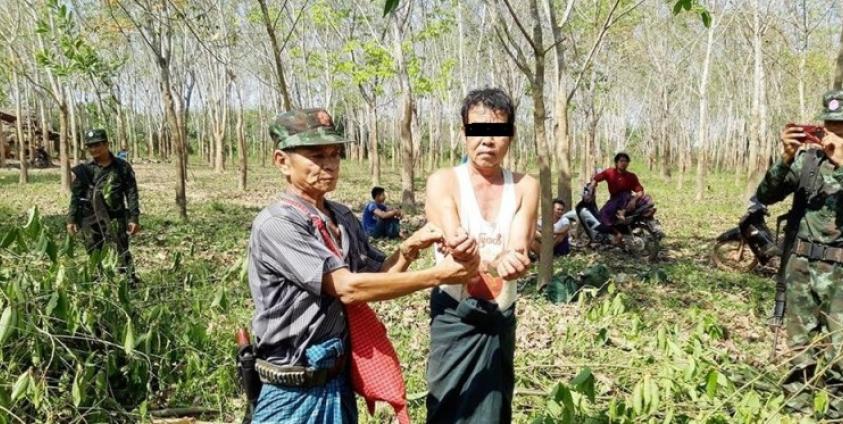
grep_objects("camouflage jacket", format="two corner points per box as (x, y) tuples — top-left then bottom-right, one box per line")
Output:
(756, 151), (843, 246)
(67, 154), (140, 225)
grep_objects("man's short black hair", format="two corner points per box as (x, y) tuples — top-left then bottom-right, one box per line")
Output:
(614, 152), (631, 163)
(460, 88), (515, 125)
(371, 186), (385, 199)
(553, 198), (566, 208)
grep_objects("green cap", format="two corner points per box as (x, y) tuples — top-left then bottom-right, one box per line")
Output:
(269, 108), (350, 150)
(84, 129), (108, 145)
(819, 90), (843, 122)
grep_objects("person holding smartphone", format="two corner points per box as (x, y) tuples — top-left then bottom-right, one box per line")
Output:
(756, 90), (843, 418)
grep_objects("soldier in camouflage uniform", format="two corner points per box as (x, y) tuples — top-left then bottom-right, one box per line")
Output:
(66, 129), (141, 275)
(756, 90), (843, 417)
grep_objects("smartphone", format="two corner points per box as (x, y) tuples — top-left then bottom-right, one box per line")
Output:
(786, 123), (826, 144)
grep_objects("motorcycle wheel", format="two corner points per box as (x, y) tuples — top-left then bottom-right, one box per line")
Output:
(711, 239), (758, 272)
(627, 226), (660, 262)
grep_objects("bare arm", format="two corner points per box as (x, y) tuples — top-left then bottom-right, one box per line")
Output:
(425, 169), (460, 239)
(553, 228), (569, 244)
(425, 169), (476, 260)
(380, 223), (445, 273)
(373, 208), (400, 219)
(496, 174), (539, 280)
(323, 253), (479, 304)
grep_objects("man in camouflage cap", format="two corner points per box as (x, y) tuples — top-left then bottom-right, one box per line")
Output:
(67, 129), (140, 278)
(756, 90), (843, 418)
(245, 108), (476, 422)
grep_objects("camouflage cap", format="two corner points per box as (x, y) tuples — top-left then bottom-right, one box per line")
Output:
(819, 90), (843, 122)
(84, 129), (108, 145)
(269, 108), (350, 150)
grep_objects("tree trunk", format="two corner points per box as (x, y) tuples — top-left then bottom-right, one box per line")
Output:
(258, 101), (268, 166)
(523, 0), (554, 289)
(390, 119), (397, 171)
(157, 119), (166, 161)
(359, 108), (368, 161)
(0, 125), (5, 169)
(429, 101), (439, 172)
(799, 52), (807, 120)
(130, 117), (136, 162)
(393, 16), (416, 210)
(161, 67), (188, 220)
(38, 99), (49, 154)
(257, 0), (293, 110)
(366, 100), (380, 186)
(58, 101), (70, 192)
(24, 84), (35, 161)
(554, 95), (572, 207)
(449, 118), (457, 165)
(695, 19), (715, 202)
(69, 97), (79, 165)
(659, 87), (671, 178)
(147, 113), (155, 161)
(547, 0), (573, 207)
(117, 107), (127, 150)
(13, 71), (27, 184)
(746, 0), (766, 197)
(236, 88), (247, 191)
(835, 25), (843, 90)
(213, 102), (227, 173)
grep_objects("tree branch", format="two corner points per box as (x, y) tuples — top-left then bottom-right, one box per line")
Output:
(494, 4), (534, 80)
(495, 26), (534, 83)
(567, 0), (627, 103)
(110, 0), (161, 58)
(279, 0), (310, 53)
(500, 0), (538, 53)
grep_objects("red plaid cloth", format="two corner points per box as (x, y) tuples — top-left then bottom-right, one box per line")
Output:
(280, 197), (411, 424)
(345, 303), (410, 423)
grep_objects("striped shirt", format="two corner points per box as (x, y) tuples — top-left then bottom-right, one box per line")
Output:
(248, 194), (386, 366)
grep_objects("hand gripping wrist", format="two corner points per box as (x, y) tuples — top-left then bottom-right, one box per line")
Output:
(399, 241), (420, 261)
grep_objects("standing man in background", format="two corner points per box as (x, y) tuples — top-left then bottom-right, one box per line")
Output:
(67, 129), (140, 278)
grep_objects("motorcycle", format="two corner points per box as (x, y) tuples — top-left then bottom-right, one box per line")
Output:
(566, 184), (663, 261)
(30, 156), (50, 168)
(30, 148), (51, 168)
(711, 197), (782, 272)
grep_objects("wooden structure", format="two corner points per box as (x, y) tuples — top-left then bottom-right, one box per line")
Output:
(0, 110), (60, 159)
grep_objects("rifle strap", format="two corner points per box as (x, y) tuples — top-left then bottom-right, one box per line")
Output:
(783, 150), (825, 257)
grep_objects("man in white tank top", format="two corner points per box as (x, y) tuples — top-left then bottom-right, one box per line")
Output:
(423, 88), (539, 423)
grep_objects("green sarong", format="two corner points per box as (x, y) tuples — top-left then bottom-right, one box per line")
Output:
(425, 288), (516, 424)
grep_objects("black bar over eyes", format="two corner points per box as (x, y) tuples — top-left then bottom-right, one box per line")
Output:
(464, 123), (514, 137)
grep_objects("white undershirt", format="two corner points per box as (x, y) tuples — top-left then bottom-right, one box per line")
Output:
(434, 163), (518, 310)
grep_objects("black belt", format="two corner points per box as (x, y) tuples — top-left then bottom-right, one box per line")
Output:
(255, 356), (346, 388)
(793, 239), (843, 264)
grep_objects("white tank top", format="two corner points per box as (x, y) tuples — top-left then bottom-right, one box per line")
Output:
(434, 163), (518, 310)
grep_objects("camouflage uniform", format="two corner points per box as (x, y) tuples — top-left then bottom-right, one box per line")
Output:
(756, 90), (843, 417)
(67, 129), (140, 273)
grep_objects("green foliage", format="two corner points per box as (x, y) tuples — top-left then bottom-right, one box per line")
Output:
(532, 368), (600, 423)
(671, 0), (711, 28)
(34, 0), (120, 80)
(383, 0), (401, 17)
(337, 39), (395, 96)
(0, 208), (241, 422)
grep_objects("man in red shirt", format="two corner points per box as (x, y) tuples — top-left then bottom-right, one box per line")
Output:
(587, 152), (655, 240)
